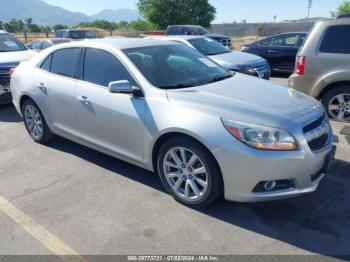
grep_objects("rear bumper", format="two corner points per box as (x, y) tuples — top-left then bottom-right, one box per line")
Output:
(288, 74), (319, 97)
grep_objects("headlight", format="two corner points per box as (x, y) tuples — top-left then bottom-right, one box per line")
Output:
(221, 119), (299, 151)
(240, 65), (256, 74)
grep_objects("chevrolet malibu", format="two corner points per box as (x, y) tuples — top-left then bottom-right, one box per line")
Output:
(11, 39), (335, 207)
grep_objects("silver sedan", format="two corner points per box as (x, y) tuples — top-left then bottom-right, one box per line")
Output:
(11, 38), (335, 207)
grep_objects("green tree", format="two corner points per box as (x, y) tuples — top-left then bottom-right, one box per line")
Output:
(3, 19), (25, 32)
(53, 24), (68, 31)
(331, 0), (350, 17)
(137, 0), (216, 29)
(129, 19), (156, 31)
(0, 21), (3, 30)
(118, 21), (129, 29)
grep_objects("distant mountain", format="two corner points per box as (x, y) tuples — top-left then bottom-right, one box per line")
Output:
(90, 9), (140, 22)
(0, 0), (140, 26)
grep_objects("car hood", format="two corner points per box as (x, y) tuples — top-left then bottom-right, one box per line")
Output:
(166, 73), (319, 127)
(210, 51), (265, 69)
(0, 50), (36, 64)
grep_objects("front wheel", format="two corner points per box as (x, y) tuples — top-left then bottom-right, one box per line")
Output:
(321, 86), (350, 122)
(157, 136), (223, 208)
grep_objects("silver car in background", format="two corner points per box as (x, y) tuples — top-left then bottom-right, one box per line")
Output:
(151, 35), (271, 79)
(11, 39), (335, 207)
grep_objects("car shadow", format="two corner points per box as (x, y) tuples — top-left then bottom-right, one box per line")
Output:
(44, 136), (350, 257)
(0, 104), (22, 123)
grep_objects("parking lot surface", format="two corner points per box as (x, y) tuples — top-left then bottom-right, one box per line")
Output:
(0, 78), (349, 257)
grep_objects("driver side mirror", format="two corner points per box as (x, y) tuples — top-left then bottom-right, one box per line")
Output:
(108, 80), (143, 97)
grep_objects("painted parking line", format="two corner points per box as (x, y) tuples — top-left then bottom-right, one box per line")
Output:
(0, 196), (86, 262)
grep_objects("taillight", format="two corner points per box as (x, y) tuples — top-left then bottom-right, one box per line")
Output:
(9, 67), (16, 75)
(296, 56), (307, 76)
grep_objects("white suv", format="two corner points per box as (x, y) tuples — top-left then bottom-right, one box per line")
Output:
(0, 30), (36, 104)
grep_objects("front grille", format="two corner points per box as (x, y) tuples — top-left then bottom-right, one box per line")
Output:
(303, 114), (330, 151)
(219, 39), (231, 47)
(303, 114), (325, 133)
(0, 68), (11, 87)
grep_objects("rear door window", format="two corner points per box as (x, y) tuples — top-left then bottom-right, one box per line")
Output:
(83, 48), (136, 87)
(50, 48), (80, 78)
(272, 34), (298, 47)
(320, 25), (350, 54)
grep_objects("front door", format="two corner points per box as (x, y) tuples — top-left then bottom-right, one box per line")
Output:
(75, 48), (146, 162)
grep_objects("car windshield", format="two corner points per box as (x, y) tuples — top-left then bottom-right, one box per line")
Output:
(188, 38), (230, 56)
(69, 30), (96, 39)
(0, 33), (27, 52)
(123, 44), (232, 89)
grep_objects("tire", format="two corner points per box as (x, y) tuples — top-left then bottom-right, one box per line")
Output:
(321, 86), (350, 123)
(22, 99), (54, 143)
(157, 136), (223, 208)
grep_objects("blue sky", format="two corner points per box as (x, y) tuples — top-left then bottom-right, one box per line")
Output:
(43, 0), (343, 23)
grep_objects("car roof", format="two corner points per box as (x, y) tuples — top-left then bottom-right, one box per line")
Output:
(0, 30), (8, 34)
(56, 38), (180, 50)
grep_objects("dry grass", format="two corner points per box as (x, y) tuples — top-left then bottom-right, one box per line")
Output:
(232, 35), (260, 50)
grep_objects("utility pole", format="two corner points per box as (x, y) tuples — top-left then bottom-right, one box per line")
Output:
(307, 0), (313, 18)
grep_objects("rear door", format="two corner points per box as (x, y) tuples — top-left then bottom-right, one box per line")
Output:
(33, 48), (81, 138)
(267, 34), (299, 73)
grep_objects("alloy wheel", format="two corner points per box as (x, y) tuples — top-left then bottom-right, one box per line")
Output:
(163, 147), (208, 202)
(24, 105), (44, 140)
(328, 94), (350, 122)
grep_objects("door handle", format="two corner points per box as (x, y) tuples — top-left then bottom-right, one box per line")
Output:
(77, 96), (90, 103)
(268, 50), (277, 53)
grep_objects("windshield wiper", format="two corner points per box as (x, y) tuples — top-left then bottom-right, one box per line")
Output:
(158, 83), (195, 90)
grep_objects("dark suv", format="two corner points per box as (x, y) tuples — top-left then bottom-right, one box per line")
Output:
(166, 25), (232, 49)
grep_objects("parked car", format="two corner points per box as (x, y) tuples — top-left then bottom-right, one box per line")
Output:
(11, 38), (335, 207)
(166, 25), (232, 49)
(27, 38), (73, 51)
(241, 32), (307, 75)
(152, 36), (270, 79)
(55, 29), (97, 40)
(289, 17), (350, 122)
(0, 30), (36, 104)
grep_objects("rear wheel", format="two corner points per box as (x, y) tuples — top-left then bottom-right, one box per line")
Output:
(321, 86), (350, 122)
(157, 136), (223, 208)
(22, 99), (54, 143)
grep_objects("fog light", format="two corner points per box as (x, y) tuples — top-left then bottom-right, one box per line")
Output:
(264, 181), (277, 191)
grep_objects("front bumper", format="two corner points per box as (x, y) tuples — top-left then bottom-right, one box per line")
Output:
(0, 86), (12, 105)
(213, 110), (335, 202)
